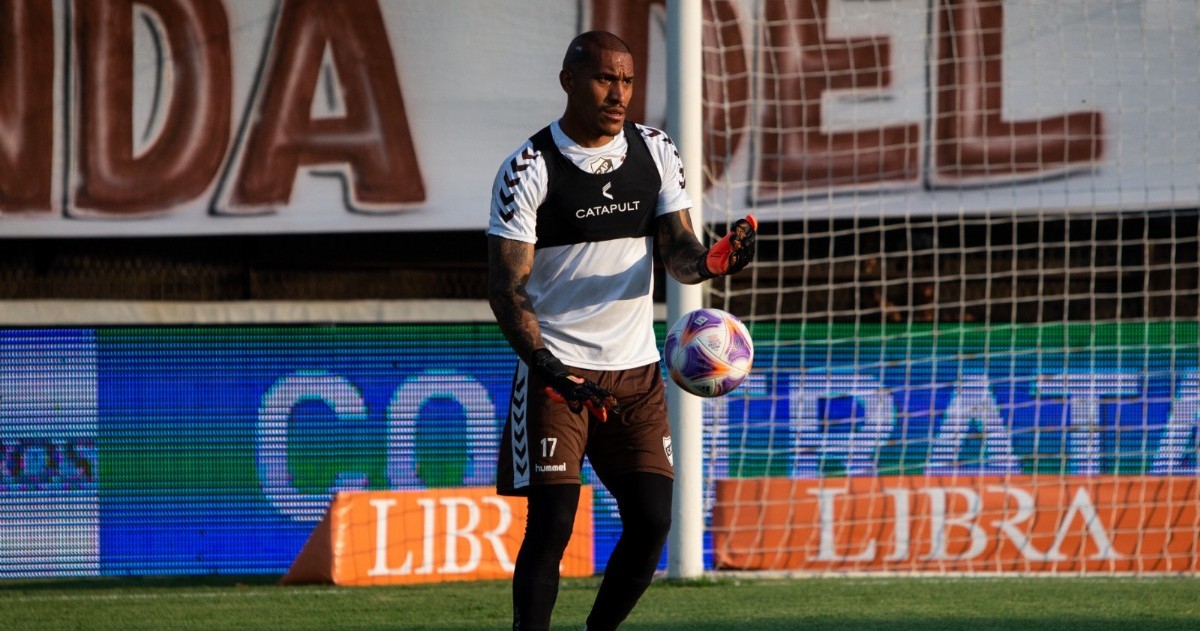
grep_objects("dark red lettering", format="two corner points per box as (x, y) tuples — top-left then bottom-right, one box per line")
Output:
(931, 0), (1103, 183)
(755, 0), (920, 199)
(0, 0), (55, 214)
(223, 0), (424, 213)
(73, 0), (232, 216)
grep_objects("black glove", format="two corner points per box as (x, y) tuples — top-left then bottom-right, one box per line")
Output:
(531, 348), (620, 421)
(699, 214), (757, 279)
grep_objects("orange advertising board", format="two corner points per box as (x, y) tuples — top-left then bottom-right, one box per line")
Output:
(712, 476), (1199, 573)
(283, 487), (593, 586)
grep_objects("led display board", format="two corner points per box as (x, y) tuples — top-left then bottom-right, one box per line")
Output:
(1, 323), (1196, 577)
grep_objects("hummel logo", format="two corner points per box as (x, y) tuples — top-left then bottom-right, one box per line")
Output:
(602, 182), (613, 200)
(497, 147), (539, 223)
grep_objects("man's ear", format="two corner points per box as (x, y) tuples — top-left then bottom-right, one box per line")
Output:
(559, 69), (572, 92)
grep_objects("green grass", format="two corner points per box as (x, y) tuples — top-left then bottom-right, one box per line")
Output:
(2, 575), (1199, 630)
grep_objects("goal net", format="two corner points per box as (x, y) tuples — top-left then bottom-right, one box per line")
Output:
(698, 0), (1200, 574)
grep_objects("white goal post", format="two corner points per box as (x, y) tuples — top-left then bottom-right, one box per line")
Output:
(664, 0), (707, 580)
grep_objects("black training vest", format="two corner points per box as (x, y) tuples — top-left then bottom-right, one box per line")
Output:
(529, 122), (661, 249)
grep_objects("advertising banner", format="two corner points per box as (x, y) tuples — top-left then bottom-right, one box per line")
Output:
(284, 487), (593, 586)
(0, 0), (1196, 236)
(88, 325), (628, 577)
(712, 323), (1199, 480)
(0, 330), (99, 578)
(712, 476), (1200, 573)
(2, 322), (1199, 577)
(95, 325), (517, 575)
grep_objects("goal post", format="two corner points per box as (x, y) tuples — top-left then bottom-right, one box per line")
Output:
(664, 0), (707, 580)
(686, 0), (1200, 576)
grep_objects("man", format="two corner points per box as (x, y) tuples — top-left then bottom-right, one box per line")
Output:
(487, 31), (756, 631)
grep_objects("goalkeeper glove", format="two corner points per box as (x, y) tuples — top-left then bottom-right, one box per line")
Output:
(700, 214), (757, 279)
(531, 348), (621, 422)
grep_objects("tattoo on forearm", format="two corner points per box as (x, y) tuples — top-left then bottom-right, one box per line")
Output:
(494, 285), (541, 359)
(488, 238), (544, 361)
(656, 211), (708, 284)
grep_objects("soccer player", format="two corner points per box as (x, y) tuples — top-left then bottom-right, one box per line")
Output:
(488, 30), (756, 631)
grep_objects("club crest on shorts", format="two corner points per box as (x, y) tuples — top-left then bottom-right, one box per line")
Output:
(663, 435), (673, 466)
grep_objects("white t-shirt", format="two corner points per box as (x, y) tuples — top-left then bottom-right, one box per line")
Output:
(488, 121), (692, 370)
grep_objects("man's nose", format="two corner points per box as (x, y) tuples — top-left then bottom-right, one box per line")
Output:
(607, 82), (626, 102)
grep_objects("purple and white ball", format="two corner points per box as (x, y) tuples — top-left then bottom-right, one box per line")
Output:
(664, 308), (754, 398)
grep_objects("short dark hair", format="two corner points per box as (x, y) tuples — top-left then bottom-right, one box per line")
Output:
(562, 31), (631, 72)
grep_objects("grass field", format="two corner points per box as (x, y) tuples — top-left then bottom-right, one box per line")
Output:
(2, 574), (1199, 630)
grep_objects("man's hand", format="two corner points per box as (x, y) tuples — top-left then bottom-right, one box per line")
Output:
(700, 214), (757, 278)
(531, 349), (621, 421)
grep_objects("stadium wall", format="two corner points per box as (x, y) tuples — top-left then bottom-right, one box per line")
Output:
(3, 0), (1200, 581)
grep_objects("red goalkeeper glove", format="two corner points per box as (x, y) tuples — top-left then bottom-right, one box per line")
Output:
(531, 349), (621, 422)
(700, 214), (757, 279)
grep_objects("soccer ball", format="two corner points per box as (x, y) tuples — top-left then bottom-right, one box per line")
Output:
(664, 308), (753, 397)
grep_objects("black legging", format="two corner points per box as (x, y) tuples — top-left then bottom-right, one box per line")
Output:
(512, 472), (673, 631)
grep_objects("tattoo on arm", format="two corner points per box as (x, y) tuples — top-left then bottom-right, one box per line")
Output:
(488, 236), (544, 362)
(655, 209), (709, 284)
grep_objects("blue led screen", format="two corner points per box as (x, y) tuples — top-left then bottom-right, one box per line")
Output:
(1, 323), (1197, 578)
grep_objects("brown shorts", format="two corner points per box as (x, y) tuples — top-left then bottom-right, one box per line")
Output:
(495, 359), (674, 496)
